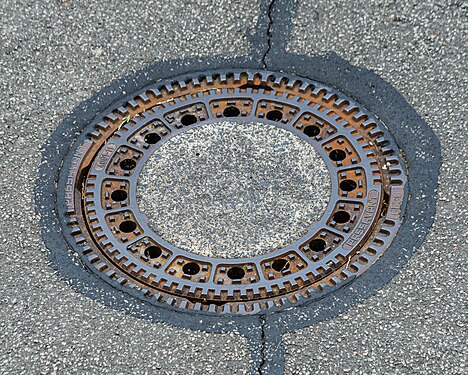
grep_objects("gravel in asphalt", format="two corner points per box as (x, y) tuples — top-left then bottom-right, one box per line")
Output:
(0, 0), (466, 374)
(284, 1), (467, 374)
(0, 0), (260, 373)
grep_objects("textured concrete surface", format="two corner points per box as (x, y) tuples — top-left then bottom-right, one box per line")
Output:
(138, 121), (330, 258)
(0, 0), (260, 373)
(284, 1), (467, 374)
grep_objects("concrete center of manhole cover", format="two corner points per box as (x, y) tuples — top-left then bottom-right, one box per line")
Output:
(137, 121), (331, 258)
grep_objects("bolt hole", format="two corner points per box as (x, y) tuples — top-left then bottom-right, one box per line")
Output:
(183, 262), (200, 275)
(120, 158), (136, 170)
(181, 114), (197, 126)
(309, 239), (326, 252)
(227, 267), (245, 280)
(329, 149), (346, 161)
(119, 220), (137, 233)
(272, 259), (290, 272)
(223, 106), (240, 117)
(145, 246), (162, 259)
(111, 190), (127, 202)
(303, 125), (320, 137)
(333, 211), (351, 223)
(120, 159), (136, 171)
(144, 133), (161, 144)
(266, 110), (283, 122)
(340, 179), (357, 191)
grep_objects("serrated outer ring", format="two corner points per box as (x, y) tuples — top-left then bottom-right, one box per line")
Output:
(59, 70), (407, 315)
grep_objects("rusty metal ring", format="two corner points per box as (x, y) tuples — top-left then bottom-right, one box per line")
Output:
(59, 70), (407, 315)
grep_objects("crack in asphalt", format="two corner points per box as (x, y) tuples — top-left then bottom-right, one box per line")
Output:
(257, 4), (277, 370)
(257, 4), (277, 373)
(257, 315), (267, 374)
(262, 0), (276, 69)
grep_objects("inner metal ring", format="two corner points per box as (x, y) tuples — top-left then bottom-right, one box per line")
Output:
(60, 70), (407, 315)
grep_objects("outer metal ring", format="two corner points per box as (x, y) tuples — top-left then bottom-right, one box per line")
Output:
(60, 70), (407, 314)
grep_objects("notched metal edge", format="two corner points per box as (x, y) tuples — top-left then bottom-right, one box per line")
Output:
(56, 69), (408, 316)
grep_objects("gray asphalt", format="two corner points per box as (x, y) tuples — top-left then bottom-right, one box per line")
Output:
(0, 0), (466, 374)
(284, 1), (467, 374)
(0, 0), (259, 374)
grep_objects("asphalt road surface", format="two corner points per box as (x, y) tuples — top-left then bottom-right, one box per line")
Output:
(0, 0), (466, 374)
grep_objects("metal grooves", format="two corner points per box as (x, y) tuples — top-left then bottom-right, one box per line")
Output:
(60, 70), (407, 315)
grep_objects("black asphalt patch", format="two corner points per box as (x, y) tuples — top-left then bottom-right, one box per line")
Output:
(34, 0), (441, 372)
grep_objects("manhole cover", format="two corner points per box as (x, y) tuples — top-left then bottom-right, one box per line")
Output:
(60, 70), (407, 314)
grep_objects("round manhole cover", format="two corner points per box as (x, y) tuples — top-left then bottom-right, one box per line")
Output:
(59, 70), (407, 314)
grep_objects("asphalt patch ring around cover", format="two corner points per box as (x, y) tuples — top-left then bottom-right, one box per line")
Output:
(35, 54), (438, 324)
(34, 54), (440, 373)
(55, 69), (408, 315)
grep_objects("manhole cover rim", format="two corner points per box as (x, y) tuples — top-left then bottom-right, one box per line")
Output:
(57, 68), (408, 315)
